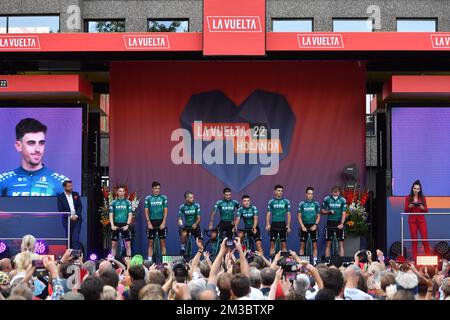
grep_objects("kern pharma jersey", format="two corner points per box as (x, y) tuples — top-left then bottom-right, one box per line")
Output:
(144, 194), (168, 220)
(267, 198), (291, 222)
(179, 202), (201, 227)
(0, 166), (67, 196)
(214, 199), (240, 222)
(109, 198), (132, 224)
(298, 200), (320, 225)
(322, 195), (347, 222)
(237, 205), (258, 229)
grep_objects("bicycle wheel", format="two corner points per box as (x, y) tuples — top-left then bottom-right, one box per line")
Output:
(153, 234), (161, 263)
(305, 234), (313, 257)
(332, 232), (339, 256)
(275, 235), (282, 254)
(185, 233), (193, 260)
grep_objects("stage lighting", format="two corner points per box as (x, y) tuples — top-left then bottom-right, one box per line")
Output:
(34, 241), (47, 254)
(416, 255), (438, 266)
(89, 253), (98, 261)
(0, 242), (7, 254)
(434, 241), (449, 258)
(297, 256), (311, 264)
(107, 253), (114, 260)
(389, 241), (407, 259)
(162, 255), (184, 264)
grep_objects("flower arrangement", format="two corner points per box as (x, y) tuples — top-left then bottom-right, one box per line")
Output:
(341, 186), (370, 237)
(100, 185), (140, 249)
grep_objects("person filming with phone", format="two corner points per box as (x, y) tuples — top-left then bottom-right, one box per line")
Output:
(404, 179), (432, 259)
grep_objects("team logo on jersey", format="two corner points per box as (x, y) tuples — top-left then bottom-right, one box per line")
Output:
(39, 176), (47, 182)
(172, 90), (296, 191)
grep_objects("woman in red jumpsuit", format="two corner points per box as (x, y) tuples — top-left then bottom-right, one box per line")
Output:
(404, 180), (432, 259)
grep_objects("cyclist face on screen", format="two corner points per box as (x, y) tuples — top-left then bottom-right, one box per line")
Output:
(152, 185), (161, 196)
(117, 188), (125, 199)
(185, 193), (194, 204)
(274, 188), (283, 198)
(306, 189), (314, 201)
(242, 197), (250, 208)
(224, 191), (232, 201)
(15, 132), (46, 169)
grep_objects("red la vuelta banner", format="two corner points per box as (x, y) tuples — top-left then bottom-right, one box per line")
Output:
(0, 35), (40, 50)
(203, 0), (266, 56)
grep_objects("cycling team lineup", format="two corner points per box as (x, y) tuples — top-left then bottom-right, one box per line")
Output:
(109, 182), (349, 264)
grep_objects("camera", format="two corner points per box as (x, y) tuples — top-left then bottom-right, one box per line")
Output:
(70, 249), (82, 259)
(32, 259), (48, 277)
(280, 251), (290, 258)
(173, 262), (189, 281)
(226, 238), (235, 248)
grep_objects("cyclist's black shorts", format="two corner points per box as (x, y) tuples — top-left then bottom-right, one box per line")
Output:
(111, 223), (132, 241)
(270, 221), (287, 242)
(325, 220), (345, 241)
(146, 219), (168, 239)
(214, 220), (234, 240)
(180, 226), (203, 240)
(239, 226), (262, 242)
(299, 224), (318, 242)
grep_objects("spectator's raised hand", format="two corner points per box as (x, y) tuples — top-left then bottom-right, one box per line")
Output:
(234, 237), (243, 252)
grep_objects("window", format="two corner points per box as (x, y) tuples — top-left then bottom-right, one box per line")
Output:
(3, 15), (59, 33)
(148, 19), (189, 32)
(272, 19), (313, 32)
(86, 20), (125, 33)
(0, 16), (6, 34)
(333, 19), (373, 32)
(396, 19), (437, 32)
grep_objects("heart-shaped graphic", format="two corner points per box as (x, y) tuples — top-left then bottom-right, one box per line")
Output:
(180, 90), (296, 191)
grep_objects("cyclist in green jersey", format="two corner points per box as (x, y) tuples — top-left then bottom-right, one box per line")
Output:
(144, 181), (168, 262)
(208, 187), (240, 242)
(109, 186), (133, 258)
(266, 184), (291, 256)
(321, 186), (347, 257)
(298, 187), (321, 264)
(234, 194), (264, 254)
(178, 191), (204, 254)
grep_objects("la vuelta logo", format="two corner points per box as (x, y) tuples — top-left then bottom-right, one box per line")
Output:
(0, 35), (40, 50)
(124, 35), (170, 50)
(171, 90), (296, 191)
(430, 34), (450, 48)
(297, 34), (344, 49)
(206, 16), (262, 32)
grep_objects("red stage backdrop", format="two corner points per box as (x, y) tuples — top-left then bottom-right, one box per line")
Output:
(110, 61), (365, 255)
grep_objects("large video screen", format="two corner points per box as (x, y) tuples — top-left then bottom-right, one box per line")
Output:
(0, 107), (82, 196)
(392, 107), (450, 196)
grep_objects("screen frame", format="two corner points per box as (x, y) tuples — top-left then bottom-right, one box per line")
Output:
(0, 102), (88, 197)
(388, 103), (450, 196)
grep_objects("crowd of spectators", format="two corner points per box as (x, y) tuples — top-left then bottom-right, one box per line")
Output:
(0, 234), (449, 301)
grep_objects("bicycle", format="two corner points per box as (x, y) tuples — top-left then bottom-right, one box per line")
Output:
(239, 229), (256, 252)
(305, 232), (314, 259)
(203, 228), (227, 259)
(152, 232), (162, 264)
(325, 226), (340, 257)
(179, 226), (196, 261)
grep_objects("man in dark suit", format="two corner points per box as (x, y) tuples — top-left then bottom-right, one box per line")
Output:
(57, 180), (83, 250)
